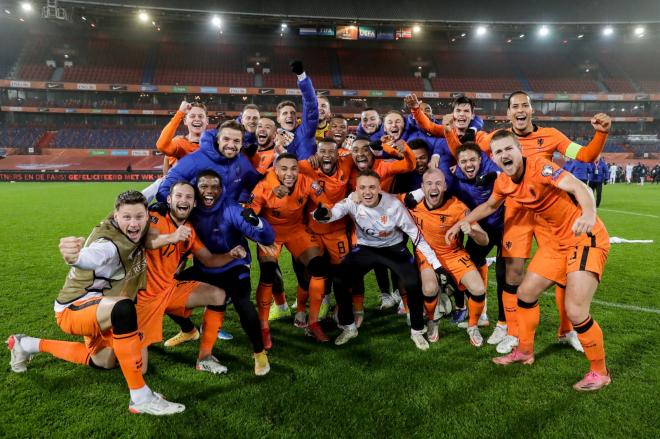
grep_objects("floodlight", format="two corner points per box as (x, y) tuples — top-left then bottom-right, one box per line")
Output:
(538, 25), (550, 37)
(21, 2), (32, 13)
(476, 25), (487, 36)
(634, 26), (645, 37)
(138, 11), (149, 23)
(211, 16), (221, 28)
(602, 26), (614, 36)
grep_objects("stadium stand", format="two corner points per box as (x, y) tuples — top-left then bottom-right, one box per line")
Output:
(430, 51), (522, 92)
(511, 52), (600, 93)
(60, 39), (147, 84)
(51, 127), (164, 149)
(336, 48), (425, 90)
(152, 42), (253, 87)
(261, 45), (335, 89)
(0, 126), (46, 149)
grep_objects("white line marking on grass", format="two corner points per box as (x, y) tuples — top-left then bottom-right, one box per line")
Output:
(599, 208), (659, 219)
(544, 291), (660, 314)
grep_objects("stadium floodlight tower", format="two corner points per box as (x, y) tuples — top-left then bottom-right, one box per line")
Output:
(41, 0), (70, 21)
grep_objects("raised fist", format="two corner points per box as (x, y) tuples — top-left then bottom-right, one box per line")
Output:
(591, 113), (612, 133)
(178, 100), (191, 114)
(290, 60), (304, 75)
(59, 236), (86, 265)
(404, 93), (421, 110)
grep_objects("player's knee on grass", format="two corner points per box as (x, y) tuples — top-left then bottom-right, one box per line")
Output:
(110, 299), (138, 334)
(307, 256), (328, 278)
(259, 261), (278, 284)
(504, 257), (525, 285)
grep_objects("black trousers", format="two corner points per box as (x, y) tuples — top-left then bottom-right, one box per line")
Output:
(465, 225), (506, 322)
(177, 264), (263, 353)
(588, 181), (603, 207)
(334, 242), (424, 331)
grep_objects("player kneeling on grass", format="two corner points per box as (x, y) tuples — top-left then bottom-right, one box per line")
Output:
(446, 130), (611, 391)
(404, 168), (490, 346)
(138, 181), (247, 375)
(7, 191), (185, 415)
(313, 170), (443, 351)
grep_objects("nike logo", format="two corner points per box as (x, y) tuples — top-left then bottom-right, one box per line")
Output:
(47, 83), (61, 88)
(111, 85), (124, 90)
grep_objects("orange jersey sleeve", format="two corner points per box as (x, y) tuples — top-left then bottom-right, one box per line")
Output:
(411, 107), (447, 137)
(446, 128), (492, 157)
(156, 111), (185, 156)
(377, 141), (417, 180)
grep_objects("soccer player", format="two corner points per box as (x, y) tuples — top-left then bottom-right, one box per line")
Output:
(298, 138), (353, 320)
(452, 143), (507, 343)
(156, 120), (262, 204)
(316, 95), (332, 141)
(251, 153), (332, 344)
(157, 100), (208, 175)
(138, 181), (247, 374)
(349, 135), (417, 311)
(608, 162), (618, 184)
(179, 170), (276, 376)
(142, 100), (209, 202)
(313, 170), (444, 351)
(447, 130), (611, 391)
(248, 117), (278, 174)
(7, 191), (185, 415)
(406, 168), (490, 346)
(275, 60), (319, 160)
(356, 107), (384, 141)
(238, 103), (260, 146)
(409, 90), (611, 354)
(327, 115), (352, 154)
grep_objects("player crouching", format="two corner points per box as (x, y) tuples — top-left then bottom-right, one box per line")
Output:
(404, 168), (490, 346)
(313, 170), (443, 350)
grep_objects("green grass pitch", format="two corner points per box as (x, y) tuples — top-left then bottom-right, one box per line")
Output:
(1, 182), (659, 438)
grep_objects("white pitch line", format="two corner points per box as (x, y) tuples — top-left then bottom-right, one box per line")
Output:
(543, 291), (660, 314)
(484, 281), (660, 315)
(599, 208), (659, 219)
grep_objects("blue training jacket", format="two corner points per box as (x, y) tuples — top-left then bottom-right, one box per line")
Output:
(235, 114), (257, 146)
(285, 74), (319, 160)
(157, 128), (262, 204)
(189, 196), (275, 275)
(564, 159), (590, 182)
(452, 152), (504, 230)
(589, 158), (609, 184)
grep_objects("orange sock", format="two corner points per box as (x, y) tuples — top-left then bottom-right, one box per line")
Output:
(39, 339), (90, 365)
(502, 286), (519, 338)
(352, 293), (364, 313)
(423, 295), (438, 320)
(256, 283), (273, 328)
(273, 291), (286, 306)
(555, 285), (574, 336)
(296, 286), (309, 313)
(198, 308), (225, 359)
(112, 330), (146, 390)
(574, 316), (607, 375)
(468, 295), (486, 327)
(516, 299), (539, 355)
(308, 276), (326, 324)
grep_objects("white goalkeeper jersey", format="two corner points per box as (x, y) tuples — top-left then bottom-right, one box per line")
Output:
(326, 192), (441, 269)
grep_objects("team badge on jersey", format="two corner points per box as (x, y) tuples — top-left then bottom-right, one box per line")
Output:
(541, 164), (554, 177)
(311, 181), (323, 196)
(380, 215), (388, 225)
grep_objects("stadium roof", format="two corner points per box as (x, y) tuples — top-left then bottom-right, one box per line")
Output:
(61, 0), (660, 24)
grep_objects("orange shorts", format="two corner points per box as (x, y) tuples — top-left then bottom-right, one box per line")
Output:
(527, 246), (568, 285)
(258, 229), (321, 260)
(417, 248), (477, 287)
(313, 229), (350, 265)
(136, 281), (197, 347)
(56, 296), (113, 356)
(528, 241), (609, 285)
(566, 245), (609, 282)
(502, 207), (557, 259)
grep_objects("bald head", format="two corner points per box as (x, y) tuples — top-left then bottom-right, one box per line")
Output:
(422, 168), (447, 208)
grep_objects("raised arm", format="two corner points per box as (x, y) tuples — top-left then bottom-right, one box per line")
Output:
(559, 114), (611, 162)
(156, 101), (188, 156)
